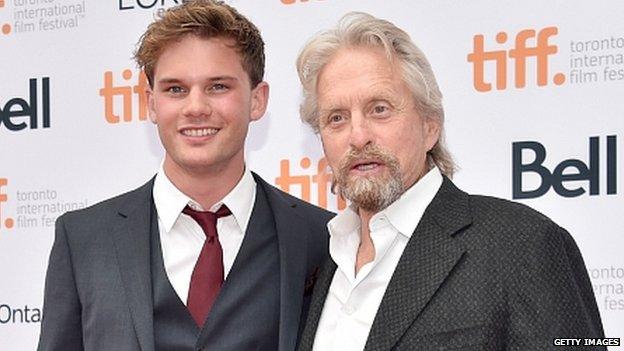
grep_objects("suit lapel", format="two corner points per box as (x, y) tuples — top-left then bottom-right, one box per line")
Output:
(297, 258), (337, 351)
(364, 177), (471, 351)
(255, 174), (309, 351)
(111, 179), (156, 351)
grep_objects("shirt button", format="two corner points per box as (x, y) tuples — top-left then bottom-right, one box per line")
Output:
(342, 304), (355, 315)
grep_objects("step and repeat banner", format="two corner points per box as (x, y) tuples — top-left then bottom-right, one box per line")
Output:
(1, 0), (622, 349)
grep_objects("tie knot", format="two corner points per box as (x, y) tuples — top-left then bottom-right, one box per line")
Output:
(183, 205), (231, 238)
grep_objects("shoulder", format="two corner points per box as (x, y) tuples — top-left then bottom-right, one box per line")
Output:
(464, 193), (573, 258)
(469, 194), (553, 229)
(440, 184), (585, 287)
(255, 173), (335, 223)
(58, 178), (153, 229)
(437, 178), (569, 252)
(435, 177), (558, 238)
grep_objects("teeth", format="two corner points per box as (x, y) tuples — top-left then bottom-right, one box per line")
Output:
(182, 128), (218, 137)
(356, 163), (377, 171)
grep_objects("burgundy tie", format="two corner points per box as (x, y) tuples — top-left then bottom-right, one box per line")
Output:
(182, 204), (231, 327)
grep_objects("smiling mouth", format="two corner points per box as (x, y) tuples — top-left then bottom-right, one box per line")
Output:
(180, 128), (219, 137)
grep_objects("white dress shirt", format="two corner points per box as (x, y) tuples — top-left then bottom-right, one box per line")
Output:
(152, 165), (256, 304)
(313, 167), (443, 351)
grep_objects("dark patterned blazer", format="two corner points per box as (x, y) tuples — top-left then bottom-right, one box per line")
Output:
(298, 177), (605, 351)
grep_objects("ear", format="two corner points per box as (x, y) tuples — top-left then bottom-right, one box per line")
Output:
(250, 81), (269, 122)
(147, 87), (157, 124)
(424, 116), (441, 151)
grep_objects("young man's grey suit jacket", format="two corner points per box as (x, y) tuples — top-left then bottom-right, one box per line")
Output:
(298, 177), (605, 351)
(38, 173), (333, 351)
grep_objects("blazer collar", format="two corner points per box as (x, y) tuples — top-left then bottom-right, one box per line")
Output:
(112, 178), (157, 351)
(297, 258), (338, 351)
(364, 176), (472, 350)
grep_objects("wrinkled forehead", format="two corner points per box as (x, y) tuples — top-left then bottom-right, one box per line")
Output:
(316, 47), (408, 106)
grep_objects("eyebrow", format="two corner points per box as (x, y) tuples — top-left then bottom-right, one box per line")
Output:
(156, 76), (238, 85)
(319, 89), (398, 112)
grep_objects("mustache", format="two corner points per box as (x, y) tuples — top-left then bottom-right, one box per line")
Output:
(331, 144), (400, 194)
(338, 144), (398, 174)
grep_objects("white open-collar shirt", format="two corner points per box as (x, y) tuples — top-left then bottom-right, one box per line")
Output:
(152, 165), (256, 303)
(313, 167), (443, 351)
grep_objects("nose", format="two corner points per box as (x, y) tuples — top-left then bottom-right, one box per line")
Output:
(348, 112), (373, 150)
(182, 88), (211, 118)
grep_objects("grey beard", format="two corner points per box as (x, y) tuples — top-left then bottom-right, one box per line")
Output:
(332, 144), (404, 213)
(340, 173), (403, 212)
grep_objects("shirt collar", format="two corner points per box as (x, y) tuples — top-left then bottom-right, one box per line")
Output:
(382, 166), (443, 238)
(153, 164), (257, 233)
(212, 167), (256, 233)
(327, 166), (443, 239)
(327, 204), (361, 239)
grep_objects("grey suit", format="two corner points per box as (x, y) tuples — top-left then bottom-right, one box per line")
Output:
(38, 173), (333, 351)
(299, 177), (605, 351)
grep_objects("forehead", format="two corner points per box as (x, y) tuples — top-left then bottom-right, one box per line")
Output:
(316, 47), (405, 105)
(153, 35), (246, 79)
(320, 46), (396, 82)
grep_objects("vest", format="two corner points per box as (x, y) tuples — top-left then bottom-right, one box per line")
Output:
(151, 183), (281, 351)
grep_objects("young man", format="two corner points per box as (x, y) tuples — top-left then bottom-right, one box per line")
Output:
(38, 1), (332, 350)
(295, 12), (605, 351)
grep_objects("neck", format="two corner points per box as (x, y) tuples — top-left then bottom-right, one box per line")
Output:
(358, 208), (375, 231)
(355, 208), (377, 275)
(163, 157), (245, 210)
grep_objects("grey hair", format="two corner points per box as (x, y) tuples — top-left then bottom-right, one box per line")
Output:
(296, 12), (456, 177)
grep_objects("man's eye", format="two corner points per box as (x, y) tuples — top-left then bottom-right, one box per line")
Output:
(167, 86), (185, 94)
(211, 83), (228, 91)
(328, 114), (344, 124)
(372, 104), (389, 115)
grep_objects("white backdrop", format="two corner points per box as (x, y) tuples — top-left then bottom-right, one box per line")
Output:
(0, 0), (622, 349)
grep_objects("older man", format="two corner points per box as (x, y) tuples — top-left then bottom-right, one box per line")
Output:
(296, 12), (605, 351)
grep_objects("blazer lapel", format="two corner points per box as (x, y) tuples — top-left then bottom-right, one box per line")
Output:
(364, 177), (471, 351)
(296, 258), (337, 351)
(255, 174), (310, 351)
(110, 179), (156, 351)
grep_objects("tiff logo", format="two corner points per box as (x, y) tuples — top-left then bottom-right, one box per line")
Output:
(275, 157), (346, 210)
(467, 27), (566, 92)
(0, 178), (14, 230)
(100, 70), (148, 124)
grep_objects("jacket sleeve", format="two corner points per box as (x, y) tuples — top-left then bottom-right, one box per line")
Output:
(37, 215), (84, 351)
(505, 221), (605, 350)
